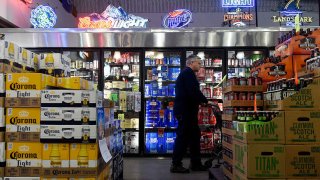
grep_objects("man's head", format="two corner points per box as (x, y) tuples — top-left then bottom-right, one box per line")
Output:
(186, 55), (202, 72)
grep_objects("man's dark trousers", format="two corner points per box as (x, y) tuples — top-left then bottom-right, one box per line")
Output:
(172, 115), (201, 166)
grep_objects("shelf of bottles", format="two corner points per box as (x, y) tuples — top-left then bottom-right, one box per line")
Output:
(144, 51), (181, 154)
(63, 51), (99, 89)
(227, 50), (264, 78)
(192, 51), (224, 154)
(103, 51), (141, 154)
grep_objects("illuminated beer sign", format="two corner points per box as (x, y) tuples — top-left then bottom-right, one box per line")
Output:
(272, 0), (313, 27)
(163, 9), (192, 28)
(223, 8), (253, 27)
(222, 0), (255, 8)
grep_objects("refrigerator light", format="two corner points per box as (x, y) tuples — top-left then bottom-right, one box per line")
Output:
(114, 51), (121, 60)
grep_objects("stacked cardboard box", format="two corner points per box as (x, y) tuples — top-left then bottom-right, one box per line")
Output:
(222, 84), (264, 180)
(265, 78), (320, 179)
(5, 73), (45, 178)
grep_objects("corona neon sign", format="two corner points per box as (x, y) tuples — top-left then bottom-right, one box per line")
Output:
(222, 0), (254, 8)
(78, 5), (148, 28)
(30, 5), (57, 28)
(163, 9), (192, 28)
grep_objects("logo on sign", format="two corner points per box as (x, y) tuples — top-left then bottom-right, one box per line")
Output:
(163, 9), (192, 28)
(222, 0), (254, 8)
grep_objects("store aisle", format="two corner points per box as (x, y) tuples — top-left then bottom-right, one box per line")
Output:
(124, 157), (209, 180)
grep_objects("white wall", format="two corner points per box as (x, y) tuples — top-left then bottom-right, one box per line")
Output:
(0, 0), (76, 27)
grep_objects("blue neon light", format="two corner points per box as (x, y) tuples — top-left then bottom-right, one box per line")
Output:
(222, 0), (254, 8)
(163, 9), (192, 28)
(30, 5), (57, 28)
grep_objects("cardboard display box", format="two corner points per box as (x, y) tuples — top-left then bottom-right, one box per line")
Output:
(70, 143), (98, 168)
(5, 167), (42, 177)
(286, 145), (320, 178)
(0, 41), (19, 62)
(6, 142), (42, 167)
(233, 169), (286, 180)
(0, 60), (22, 74)
(5, 97), (41, 108)
(40, 107), (96, 125)
(285, 111), (320, 144)
(40, 125), (96, 143)
(39, 53), (70, 70)
(41, 90), (102, 107)
(223, 85), (264, 93)
(42, 144), (69, 168)
(6, 73), (52, 90)
(233, 141), (286, 178)
(265, 78), (320, 111)
(233, 112), (285, 144)
(18, 48), (31, 68)
(56, 77), (92, 90)
(5, 108), (40, 142)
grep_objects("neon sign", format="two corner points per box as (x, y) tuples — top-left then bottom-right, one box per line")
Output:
(30, 5), (57, 28)
(163, 9), (192, 28)
(272, 0), (312, 27)
(222, 0), (254, 8)
(224, 8), (253, 27)
(78, 5), (148, 28)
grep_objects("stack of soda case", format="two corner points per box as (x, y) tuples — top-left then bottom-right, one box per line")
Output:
(221, 77), (264, 180)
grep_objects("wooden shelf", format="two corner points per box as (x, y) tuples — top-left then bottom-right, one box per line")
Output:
(223, 85), (264, 93)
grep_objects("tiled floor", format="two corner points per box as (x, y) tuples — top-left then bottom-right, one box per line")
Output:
(123, 157), (212, 180)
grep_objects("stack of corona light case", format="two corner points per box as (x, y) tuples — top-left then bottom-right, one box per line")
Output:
(1, 38), (44, 180)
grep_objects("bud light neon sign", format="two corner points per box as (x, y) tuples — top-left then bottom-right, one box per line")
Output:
(163, 9), (192, 28)
(222, 0), (254, 8)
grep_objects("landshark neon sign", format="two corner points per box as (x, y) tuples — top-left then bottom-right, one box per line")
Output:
(272, 0), (312, 27)
(222, 0), (254, 8)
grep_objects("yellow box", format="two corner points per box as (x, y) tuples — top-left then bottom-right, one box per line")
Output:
(41, 178), (68, 180)
(69, 178), (96, 180)
(57, 77), (81, 90)
(42, 143), (69, 168)
(286, 145), (320, 178)
(6, 108), (40, 133)
(6, 73), (49, 90)
(285, 111), (320, 144)
(70, 143), (98, 168)
(44, 75), (56, 87)
(233, 141), (286, 178)
(6, 142), (42, 167)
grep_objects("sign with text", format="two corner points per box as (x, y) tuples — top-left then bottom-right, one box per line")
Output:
(78, 5), (148, 28)
(222, 0), (254, 8)
(272, 0), (313, 27)
(223, 8), (254, 27)
(163, 9), (192, 28)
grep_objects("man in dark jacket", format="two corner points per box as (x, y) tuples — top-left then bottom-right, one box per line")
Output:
(171, 55), (208, 173)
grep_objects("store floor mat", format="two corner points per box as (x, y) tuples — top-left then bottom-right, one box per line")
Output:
(124, 157), (213, 180)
